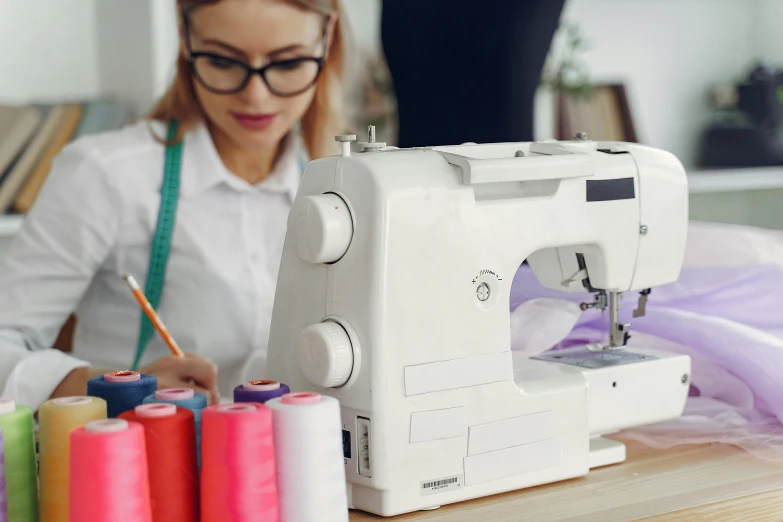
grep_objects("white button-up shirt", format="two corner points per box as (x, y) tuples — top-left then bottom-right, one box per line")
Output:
(0, 120), (303, 410)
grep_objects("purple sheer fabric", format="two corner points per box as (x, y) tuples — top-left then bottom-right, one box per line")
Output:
(508, 222), (783, 462)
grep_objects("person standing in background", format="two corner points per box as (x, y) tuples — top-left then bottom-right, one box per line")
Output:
(381, 0), (566, 147)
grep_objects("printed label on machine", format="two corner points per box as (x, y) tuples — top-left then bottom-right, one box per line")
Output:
(533, 347), (657, 369)
(420, 474), (464, 496)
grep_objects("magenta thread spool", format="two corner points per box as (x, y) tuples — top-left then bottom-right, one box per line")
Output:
(233, 380), (290, 404)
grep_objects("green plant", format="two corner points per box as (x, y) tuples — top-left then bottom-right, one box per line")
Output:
(540, 22), (593, 98)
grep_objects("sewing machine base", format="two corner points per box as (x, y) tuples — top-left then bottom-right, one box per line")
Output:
(346, 347), (689, 517)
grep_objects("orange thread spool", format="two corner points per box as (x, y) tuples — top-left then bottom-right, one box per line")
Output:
(119, 404), (198, 522)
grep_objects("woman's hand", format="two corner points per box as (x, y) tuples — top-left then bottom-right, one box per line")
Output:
(141, 353), (220, 405)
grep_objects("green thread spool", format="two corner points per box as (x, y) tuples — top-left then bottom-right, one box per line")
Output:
(0, 399), (38, 522)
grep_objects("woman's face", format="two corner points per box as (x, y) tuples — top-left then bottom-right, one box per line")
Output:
(184, 0), (326, 151)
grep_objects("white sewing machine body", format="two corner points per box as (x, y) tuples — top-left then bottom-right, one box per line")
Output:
(266, 137), (691, 517)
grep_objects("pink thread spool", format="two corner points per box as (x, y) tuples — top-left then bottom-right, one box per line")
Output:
(201, 403), (278, 522)
(69, 419), (152, 522)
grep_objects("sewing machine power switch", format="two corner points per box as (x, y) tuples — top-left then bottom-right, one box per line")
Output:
(290, 193), (353, 264)
(357, 417), (372, 477)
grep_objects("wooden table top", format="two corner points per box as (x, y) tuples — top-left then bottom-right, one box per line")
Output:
(349, 437), (783, 522)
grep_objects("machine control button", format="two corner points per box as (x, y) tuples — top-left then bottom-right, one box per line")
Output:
(298, 321), (354, 388)
(476, 283), (490, 301)
(291, 193), (353, 264)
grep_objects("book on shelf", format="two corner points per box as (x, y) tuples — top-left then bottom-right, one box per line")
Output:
(0, 98), (132, 218)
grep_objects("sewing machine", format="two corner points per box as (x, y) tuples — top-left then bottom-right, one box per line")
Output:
(265, 129), (691, 517)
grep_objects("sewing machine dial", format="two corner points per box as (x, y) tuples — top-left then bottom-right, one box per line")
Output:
(298, 320), (355, 388)
(290, 193), (353, 264)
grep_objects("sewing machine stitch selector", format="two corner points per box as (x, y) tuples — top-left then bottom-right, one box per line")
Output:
(476, 283), (490, 302)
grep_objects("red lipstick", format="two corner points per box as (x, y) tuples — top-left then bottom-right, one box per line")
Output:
(231, 111), (277, 130)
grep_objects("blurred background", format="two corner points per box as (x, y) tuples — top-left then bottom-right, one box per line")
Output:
(2, 0), (783, 256)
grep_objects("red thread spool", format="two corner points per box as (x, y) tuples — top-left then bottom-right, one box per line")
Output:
(201, 403), (279, 522)
(119, 404), (198, 522)
(69, 419), (152, 522)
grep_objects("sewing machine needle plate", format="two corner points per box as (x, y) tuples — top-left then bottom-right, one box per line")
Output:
(532, 347), (657, 369)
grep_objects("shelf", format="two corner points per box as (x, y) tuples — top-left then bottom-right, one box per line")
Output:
(687, 166), (783, 194)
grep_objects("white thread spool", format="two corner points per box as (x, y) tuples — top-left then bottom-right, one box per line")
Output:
(266, 392), (348, 522)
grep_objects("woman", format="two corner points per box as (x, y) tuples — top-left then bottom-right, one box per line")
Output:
(0, 0), (348, 410)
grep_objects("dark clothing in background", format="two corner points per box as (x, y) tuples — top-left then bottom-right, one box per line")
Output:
(381, 0), (566, 147)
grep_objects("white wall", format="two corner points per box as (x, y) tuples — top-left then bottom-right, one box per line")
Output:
(150, 0), (180, 103)
(557, 0), (756, 168)
(0, 0), (101, 103)
(755, 0), (783, 65)
(0, 0), (776, 168)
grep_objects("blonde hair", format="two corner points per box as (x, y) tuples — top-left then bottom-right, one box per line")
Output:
(148, 0), (348, 159)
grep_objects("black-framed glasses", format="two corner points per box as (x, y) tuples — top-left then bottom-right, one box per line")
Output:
(182, 13), (328, 97)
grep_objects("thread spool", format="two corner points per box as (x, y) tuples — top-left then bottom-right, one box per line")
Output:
(69, 419), (152, 522)
(86, 371), (158, 417)
(0, 427), (7, 522)
(39, 396), (107, 522)
(201, 403), (278, 522)
(143, 388), (206, 466)
(233, 380), (290, 404)
(267, 392), (349, 522)
(0, 399), (38, 522)
(119, 404), (198, 522)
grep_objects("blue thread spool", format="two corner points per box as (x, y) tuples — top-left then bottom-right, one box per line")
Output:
(143, 388), (207, 467)
(233, 380), (290, 404)
(86, 371), (158, 418)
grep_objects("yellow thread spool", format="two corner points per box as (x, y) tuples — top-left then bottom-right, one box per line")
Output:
(38, 396), (107, 522)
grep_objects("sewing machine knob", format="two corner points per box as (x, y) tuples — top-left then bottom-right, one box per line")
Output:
(291, 193), (353, 264)
(298, 321), (354, 388)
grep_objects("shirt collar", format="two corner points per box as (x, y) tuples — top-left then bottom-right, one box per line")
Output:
(180, 122), (302, 202)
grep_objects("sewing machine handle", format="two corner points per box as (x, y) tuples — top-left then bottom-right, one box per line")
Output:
(436, 143), (595, 185)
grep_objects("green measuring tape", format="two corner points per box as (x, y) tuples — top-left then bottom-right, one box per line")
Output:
(131, 120), (182, 370)
(129, 121), (307, 370)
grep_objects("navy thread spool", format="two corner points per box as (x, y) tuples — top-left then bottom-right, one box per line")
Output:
(143, 388), (206, 467)
(86, 371), (158, 418)
(233, 380), (290, 404)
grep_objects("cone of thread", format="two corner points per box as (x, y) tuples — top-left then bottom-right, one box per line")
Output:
(69, 419), (152, 522)
(0, 427), (8, 522)
(233, 380), (290, 404)
(119, 406), (198, 522)
(86, 372), (157, 417)
(142, 389), (206, 467)
(201, 403), (278, 522)
(0, 403), (38, 522)
(39, 397), (107, 522)
(267, 393), (349, 522)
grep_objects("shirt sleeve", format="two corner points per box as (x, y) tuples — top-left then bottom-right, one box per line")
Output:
(0, 141), (123, 410)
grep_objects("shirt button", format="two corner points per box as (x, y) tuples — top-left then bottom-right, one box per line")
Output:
(250, 252), (261, 263)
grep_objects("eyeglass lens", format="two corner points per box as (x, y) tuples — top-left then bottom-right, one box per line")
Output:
(193, 55), (320, 94)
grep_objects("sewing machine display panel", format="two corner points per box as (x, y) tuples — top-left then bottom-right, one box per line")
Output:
(266, 131), (690, 516)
